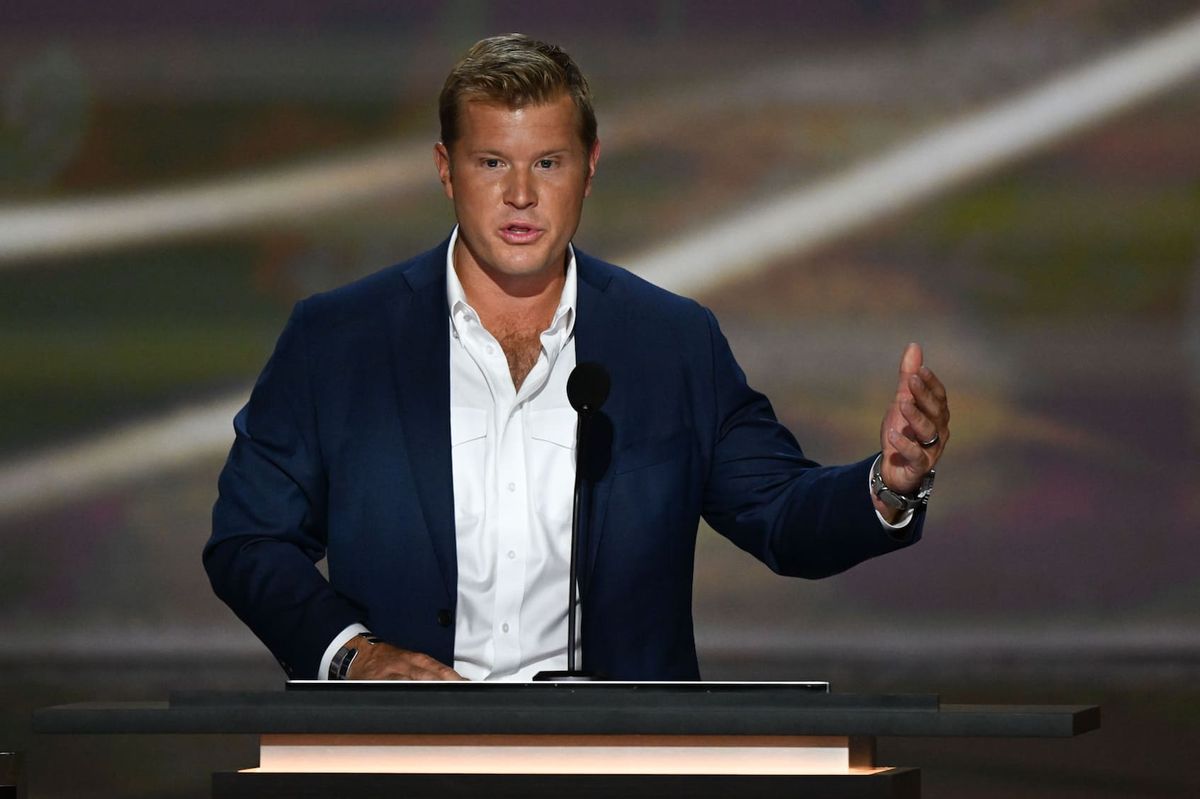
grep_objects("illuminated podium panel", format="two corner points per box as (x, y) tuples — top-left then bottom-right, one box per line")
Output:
(33, 682), (1099, 799)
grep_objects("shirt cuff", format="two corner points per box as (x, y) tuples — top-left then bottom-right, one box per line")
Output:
(318, 623), (371, 680)
(869, 454), (915, 530)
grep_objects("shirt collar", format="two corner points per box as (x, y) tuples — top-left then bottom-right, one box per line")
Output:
(445, 225), (577, 339)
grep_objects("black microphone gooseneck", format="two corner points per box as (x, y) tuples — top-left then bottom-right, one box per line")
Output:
(534, 362), (609, 681)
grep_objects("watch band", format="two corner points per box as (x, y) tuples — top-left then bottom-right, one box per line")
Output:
(329, 645), (358, 680)
(328, 632), (383, 680)
(871, 455), (935, 512)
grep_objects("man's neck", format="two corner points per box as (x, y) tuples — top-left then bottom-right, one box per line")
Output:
(452, 236), (567, 391)
(452, 237), (566, 336)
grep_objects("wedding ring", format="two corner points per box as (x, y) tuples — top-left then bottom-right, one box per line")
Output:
(919, 433), (940, 449)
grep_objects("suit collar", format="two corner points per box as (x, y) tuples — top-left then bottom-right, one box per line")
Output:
(444, 227), (581, 342)
(399, 237), (451, 293)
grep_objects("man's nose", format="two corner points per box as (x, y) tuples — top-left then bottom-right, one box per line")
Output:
(504, 169), (537, 209)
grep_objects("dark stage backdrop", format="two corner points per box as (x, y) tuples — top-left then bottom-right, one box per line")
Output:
(1, 4), (1198, 795)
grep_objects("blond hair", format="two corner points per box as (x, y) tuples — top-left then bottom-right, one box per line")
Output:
(439, 34), (597, 150)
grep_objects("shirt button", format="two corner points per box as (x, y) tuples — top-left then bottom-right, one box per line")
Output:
(437, 609), (453, 627)
(507, 550), (516, 560)
(507, 482), (516, 492)
(502, 623), (510, 633)
(486, 345), (495, 355)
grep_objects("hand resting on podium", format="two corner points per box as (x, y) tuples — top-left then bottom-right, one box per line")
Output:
(345, 634), (466, 681)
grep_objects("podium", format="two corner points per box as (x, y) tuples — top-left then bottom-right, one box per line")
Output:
(33, 683), (1099, 798)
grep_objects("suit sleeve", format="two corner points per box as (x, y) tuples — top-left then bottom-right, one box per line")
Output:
(204, 301), (365, 678)
(698, 308), (922, 578)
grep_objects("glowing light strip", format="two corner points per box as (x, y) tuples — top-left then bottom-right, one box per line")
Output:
(0, 55), (851, 266)
(0, 395), (245, 515)
(0, 143), (432, 265)
(255, 734), (863, 775)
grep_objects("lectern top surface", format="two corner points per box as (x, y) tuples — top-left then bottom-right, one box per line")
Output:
(33, 693), (1099, 738)
(285, 680), (831, 692)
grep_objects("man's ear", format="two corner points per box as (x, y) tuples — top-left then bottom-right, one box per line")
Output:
(583, 138), (600, 197)
(434, 142), (453, 199)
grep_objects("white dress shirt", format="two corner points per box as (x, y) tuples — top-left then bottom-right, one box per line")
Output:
(318, 229), (910, 679)
(444, 228), (581, 680)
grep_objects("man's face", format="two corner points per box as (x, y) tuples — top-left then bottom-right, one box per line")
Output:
(435, 93), (599, 288)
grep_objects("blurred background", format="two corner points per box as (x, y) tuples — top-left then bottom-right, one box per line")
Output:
(1, 1), (1198, 796)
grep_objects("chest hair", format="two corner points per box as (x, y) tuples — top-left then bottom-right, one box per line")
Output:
(496, 326), (544, 391)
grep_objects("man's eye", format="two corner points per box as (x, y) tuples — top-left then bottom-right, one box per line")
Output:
(537, 159), (555, 169)
(483, 158), (502, 168)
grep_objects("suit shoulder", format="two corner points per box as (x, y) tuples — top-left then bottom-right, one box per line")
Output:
(295, 241), (446, 326)
(576, 248), (711, 328)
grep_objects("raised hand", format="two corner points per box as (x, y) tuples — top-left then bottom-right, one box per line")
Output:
(875, 342), (949, 519)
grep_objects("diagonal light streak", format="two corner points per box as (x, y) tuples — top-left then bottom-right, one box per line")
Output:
(633, 9), (1200, 296)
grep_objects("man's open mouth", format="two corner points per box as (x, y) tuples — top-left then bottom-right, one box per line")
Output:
(499, 225), (543, 243)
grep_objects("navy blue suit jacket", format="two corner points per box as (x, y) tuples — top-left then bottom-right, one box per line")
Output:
(205, 239), (921, 680)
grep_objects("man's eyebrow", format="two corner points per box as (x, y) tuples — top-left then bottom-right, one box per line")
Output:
(465, 148), (573, 159)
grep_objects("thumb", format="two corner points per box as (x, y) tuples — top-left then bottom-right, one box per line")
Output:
(899, 342), (923, 376)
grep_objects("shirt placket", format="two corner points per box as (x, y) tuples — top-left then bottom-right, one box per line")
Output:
(468, 323), (528, 677)
(490, 398), (528, 675)
(452, 294), (572, 680)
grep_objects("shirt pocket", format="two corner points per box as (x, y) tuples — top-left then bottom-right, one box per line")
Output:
(527, 408), (577, 534)
(450, 407), (488, 538)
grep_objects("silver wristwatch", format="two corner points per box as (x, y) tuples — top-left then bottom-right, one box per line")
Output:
(871, 456), (935, 512)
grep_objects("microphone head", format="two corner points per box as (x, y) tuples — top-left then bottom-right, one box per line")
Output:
(567, 362), (610, 414)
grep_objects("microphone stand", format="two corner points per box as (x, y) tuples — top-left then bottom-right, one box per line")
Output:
(534, 411), (596, 681)
(535, 363), (608, 682)
(566, 410), (588, 675)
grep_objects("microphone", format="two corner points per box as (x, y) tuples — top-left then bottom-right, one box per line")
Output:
(535, 362), (609, 682)
(567, 361), (610, 415)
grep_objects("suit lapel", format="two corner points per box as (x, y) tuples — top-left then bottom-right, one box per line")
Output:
(574, 252), (621, 599)
(383, 242), (457, 604)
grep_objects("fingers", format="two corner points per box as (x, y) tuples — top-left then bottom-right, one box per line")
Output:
(402, 653), (465, 681)
(405, 654), (450, 680)
(882, 345), (948, 490)
(408, 653), (465, 681)
(898, 398), (937, 445)
(918, 365), (947, 405)
(907, 372), (949, 428)
(886, 427), (931, 478)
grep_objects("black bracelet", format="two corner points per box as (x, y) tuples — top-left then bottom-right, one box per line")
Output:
(329, 645), (358, 680)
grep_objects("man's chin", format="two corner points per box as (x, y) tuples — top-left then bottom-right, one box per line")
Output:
(486, 251), (564, 281)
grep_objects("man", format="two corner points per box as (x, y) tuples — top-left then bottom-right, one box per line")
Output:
(205, 34), (949, 682)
